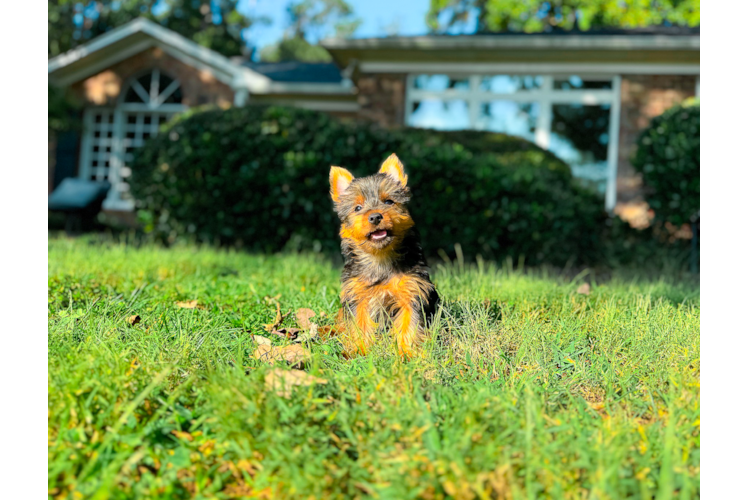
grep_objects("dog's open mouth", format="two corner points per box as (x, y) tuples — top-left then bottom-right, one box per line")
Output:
(368, 229), (389, 241)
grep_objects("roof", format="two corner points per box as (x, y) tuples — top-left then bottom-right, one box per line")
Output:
(240, 62), (343, 84)
(48, 17), (271, 91)
(321, 25), (700, 75)
(47, 17), (353, 96)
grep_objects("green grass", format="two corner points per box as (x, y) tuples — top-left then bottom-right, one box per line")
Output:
(48, 236), (700, 499)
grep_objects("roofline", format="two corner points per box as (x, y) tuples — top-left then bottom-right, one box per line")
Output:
(47, 17), (272, 92)
(321, 34), (699, 51)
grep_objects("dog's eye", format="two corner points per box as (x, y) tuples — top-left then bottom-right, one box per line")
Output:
(354, 205), (363, 212)
(384, 199), (394, 205)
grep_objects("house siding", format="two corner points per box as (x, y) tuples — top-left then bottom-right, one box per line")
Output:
(355, 73), (407, 127)
(616, 74), (697, 204)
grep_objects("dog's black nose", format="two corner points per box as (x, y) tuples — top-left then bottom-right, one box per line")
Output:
(368, 213), (383, 225)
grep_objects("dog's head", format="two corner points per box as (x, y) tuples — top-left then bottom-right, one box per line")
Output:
(330, 153), (414, 256)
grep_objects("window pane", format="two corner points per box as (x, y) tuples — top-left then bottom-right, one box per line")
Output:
(413, 75), (469, 91)
(479, 101), (538, 141)
(549, 104), (611, 193)
(408, 99), (470, 130)
(479, 75), (543, 93)
(553, 76), (612, 90)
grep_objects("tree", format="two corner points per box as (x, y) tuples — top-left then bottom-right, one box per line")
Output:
(48, 0), (268, 58)
(260, 0), (360, 63)
(426, 0), (699, 34)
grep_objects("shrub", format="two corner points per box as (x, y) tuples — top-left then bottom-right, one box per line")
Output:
(631, 100), (700, 226)
(130, 106), (607, 266)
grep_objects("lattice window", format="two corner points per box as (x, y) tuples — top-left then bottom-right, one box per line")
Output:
(78, 69), (186, 210)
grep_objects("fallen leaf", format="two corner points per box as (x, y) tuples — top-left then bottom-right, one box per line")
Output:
(263, 297), (291, 333)
(171, 430), (194, 442)
(295, 308), (316, 330)
(264, 368), (327, 398)
(294, 322), (318, 343)
(126, 315), (141, 326)
(253, 335), (272, 346)
(270, 327), (301, 340)
(253, 344), (310, 367)
(175, 300), (199, 309)
(576, 283), (591, 295)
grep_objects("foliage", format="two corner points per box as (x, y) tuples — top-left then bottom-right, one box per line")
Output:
(631, 100), (700, 226)
(48, 237), (700, 498)
(48, 0), (268, 58)
(259, 0), (360, 63)
(426, 0), (700, 33)
(129, 105), (607, 266)
(259, 37), (332, 63)
(429, 128), (572, 177)
(48, 84), (79, 133)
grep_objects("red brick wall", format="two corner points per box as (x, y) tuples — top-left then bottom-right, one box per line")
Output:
(355, 73), (406, 127)
(69, 46), (235, 108)
(617, 74), (697, 204)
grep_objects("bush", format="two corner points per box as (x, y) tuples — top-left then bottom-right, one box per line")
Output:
(130, 106), (607, 266)
(632, 100), (700, 226)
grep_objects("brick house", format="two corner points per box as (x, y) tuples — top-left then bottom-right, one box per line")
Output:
(49, 18), (699, 219)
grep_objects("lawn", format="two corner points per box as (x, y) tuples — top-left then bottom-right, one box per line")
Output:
(48, 236), (700, 499)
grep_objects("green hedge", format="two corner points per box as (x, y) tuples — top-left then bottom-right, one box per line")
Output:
(130, 106), (607, 266)
(632, 100), (700, 226)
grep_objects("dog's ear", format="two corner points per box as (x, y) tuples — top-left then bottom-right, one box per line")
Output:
(329, 166), (354, 202)
(379, 153), (408, 187)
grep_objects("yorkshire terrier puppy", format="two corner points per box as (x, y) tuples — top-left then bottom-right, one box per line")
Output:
(329, 153), (438, 358)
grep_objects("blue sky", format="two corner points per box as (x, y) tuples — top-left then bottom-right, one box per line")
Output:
(238, 0), (433, 51)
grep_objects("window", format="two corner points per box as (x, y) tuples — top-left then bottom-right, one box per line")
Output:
(406, 74), (621, 208)
(78, 69), (186, 210)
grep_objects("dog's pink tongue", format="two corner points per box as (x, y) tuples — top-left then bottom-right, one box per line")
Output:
(371, 230), (388, 240)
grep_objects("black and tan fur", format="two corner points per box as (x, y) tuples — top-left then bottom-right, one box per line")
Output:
(329, 153), (438, 358)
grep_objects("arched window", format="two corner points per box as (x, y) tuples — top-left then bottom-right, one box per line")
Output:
(79, 68), (187, 210)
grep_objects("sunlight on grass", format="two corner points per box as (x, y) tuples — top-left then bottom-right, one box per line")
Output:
(48, 236), (699, 499)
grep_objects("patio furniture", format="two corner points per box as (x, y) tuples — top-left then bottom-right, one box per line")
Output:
(48, 178), (111, 234)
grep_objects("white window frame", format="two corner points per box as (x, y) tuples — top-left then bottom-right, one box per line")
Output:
(405, 73), (622, 211)
(78, 69), (187, 211)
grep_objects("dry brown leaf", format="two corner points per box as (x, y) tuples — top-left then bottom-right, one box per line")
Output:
(253, 335), (272, 346)
(171, 430), (194, 442)
(270, 327), (301, 340)
(294, 323), (318, 343)
(175, 300), (199, 309)
(264, 368), (327, 398)
(263, 298), (291, 333)
(253, 344), (310, 367)
(295, 308), (316, 330)
(126, 315), (141, 326)
(576, 283), (591, 295)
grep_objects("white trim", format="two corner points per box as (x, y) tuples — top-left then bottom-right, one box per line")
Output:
(359, 61), (700, 75)
(535, 76), (552, 149)
(48, 18), (152, 73)
(605, 76), (622, 212)
(265, 82), (357, 95)
(52, 39), (154, 87)
(261, 99), (360, 112)
(234, 88), (248, 106)
(152, 41), (236, 87)
(322, 34), (699, 51)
